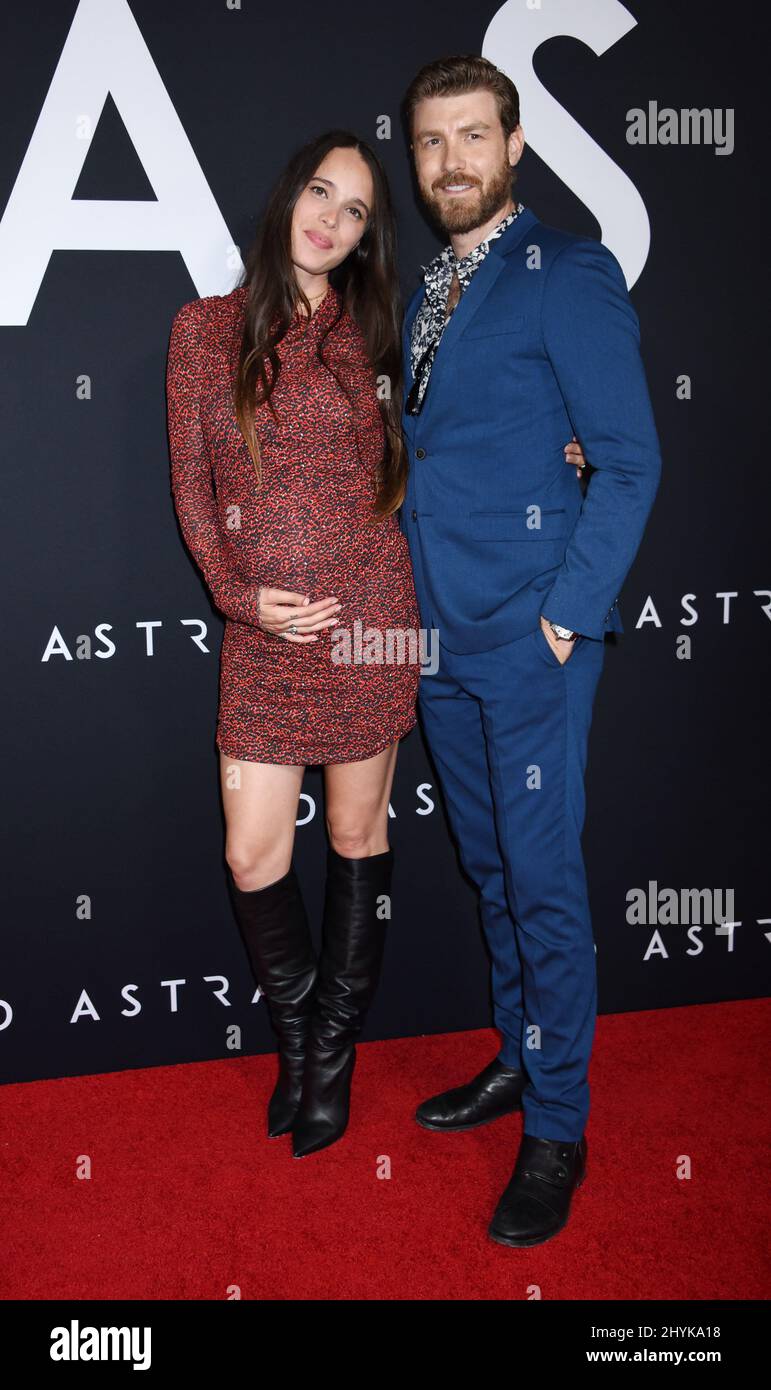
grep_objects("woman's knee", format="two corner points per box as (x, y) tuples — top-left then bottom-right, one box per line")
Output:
(325, 813), (388, 858)
(225, 837), (294, 891)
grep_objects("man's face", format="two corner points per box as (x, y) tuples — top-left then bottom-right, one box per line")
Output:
(410, 89), (523, 236)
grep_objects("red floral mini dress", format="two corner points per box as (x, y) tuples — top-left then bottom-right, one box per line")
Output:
(166, 284), (421, 764)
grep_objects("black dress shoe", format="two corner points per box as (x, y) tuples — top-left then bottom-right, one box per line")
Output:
(488, 1133), (587, 1247)
(415, 1056), (526, 1132)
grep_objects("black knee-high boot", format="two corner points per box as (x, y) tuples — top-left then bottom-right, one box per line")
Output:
(226, 863), (318, 1138)
(292, 845), (393, 1159)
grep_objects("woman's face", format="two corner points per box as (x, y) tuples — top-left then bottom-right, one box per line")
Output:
(291, 146), (374, 278)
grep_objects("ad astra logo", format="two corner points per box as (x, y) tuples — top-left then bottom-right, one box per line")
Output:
(0, 979), (266, 1031)
(1, 888), (764, 1034)
(0, 0), (739, 318)
(38, 590), (771, 663)
(1, 0), (658, 321)
(482, 0), (646, 285)
(51, 1321), (150, 1370)
(41, 622), (214, 659)
(622, 886), (771, 963)
(256, 786), (436, 827)
(637, 591), (771, 628)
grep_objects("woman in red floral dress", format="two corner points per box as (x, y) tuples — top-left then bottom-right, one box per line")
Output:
(166, 132), (421, 1159)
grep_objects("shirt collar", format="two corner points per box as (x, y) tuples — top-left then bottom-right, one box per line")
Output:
(422, 202), (525, 301)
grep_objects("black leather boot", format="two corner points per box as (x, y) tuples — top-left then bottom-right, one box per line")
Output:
(488, 1133), (588, 1247)
(415, 1056), (526, 1131)
(226, 863), (317, 1139)
(292, 845), (393, 1159)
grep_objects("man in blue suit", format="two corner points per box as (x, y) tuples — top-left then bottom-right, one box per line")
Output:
(400, 56), (662, 1247)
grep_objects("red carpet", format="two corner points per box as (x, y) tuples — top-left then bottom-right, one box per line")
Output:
(2, 1000), (769, 1300)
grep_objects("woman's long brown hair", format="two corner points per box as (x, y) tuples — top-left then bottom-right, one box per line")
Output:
(232, 130), (407, 517)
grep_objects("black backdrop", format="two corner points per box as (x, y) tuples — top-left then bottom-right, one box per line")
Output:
(2, 0), (768, 1085)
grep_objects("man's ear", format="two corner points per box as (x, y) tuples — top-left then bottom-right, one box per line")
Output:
(507, 125), (525, 166)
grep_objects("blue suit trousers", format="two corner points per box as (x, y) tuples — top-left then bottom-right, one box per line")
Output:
(417, 622), (606, 1142)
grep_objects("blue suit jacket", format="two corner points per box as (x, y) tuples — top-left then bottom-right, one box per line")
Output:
(400, 205), (662, 652)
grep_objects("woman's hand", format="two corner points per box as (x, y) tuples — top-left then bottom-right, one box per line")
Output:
(257, 587), (342, 643)
(564, 436), (588, 476)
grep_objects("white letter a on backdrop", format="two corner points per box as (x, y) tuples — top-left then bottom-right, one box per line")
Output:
(0, 0), (237, 325)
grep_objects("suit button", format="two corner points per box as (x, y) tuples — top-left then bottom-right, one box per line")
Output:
(411, 509), (417, 520)
(415, 447), (426, 459)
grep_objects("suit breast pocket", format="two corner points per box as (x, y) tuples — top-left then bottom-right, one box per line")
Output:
(462, 312), (525, 340)
(466, 507), (567, 541)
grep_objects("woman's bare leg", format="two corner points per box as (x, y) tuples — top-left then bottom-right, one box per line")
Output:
(219, 753), (306, 889)
(322, 739), (399, 856)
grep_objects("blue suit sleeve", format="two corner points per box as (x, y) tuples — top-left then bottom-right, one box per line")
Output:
(539, 239), (662, 640)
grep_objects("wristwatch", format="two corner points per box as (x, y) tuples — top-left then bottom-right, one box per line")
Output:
(546, 620), (578, 642)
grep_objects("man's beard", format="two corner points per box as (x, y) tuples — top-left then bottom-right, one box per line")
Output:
(422, 158), (515, 236)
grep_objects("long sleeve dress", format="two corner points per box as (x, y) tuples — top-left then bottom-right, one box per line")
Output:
(166, 283), (421, 764)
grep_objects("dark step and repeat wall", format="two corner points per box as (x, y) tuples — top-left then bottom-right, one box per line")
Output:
(2, 0), (768, 1082)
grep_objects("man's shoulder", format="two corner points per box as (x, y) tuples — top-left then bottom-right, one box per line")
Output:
(503, 214), (616, 270)
(530, 216), (622, 279)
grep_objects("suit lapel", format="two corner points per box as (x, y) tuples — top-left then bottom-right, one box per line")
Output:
(419, 250), (505, 408)
(402, 207), (540, 424)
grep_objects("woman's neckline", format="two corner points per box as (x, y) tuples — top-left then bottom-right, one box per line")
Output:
(294, 283), (336, 321)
